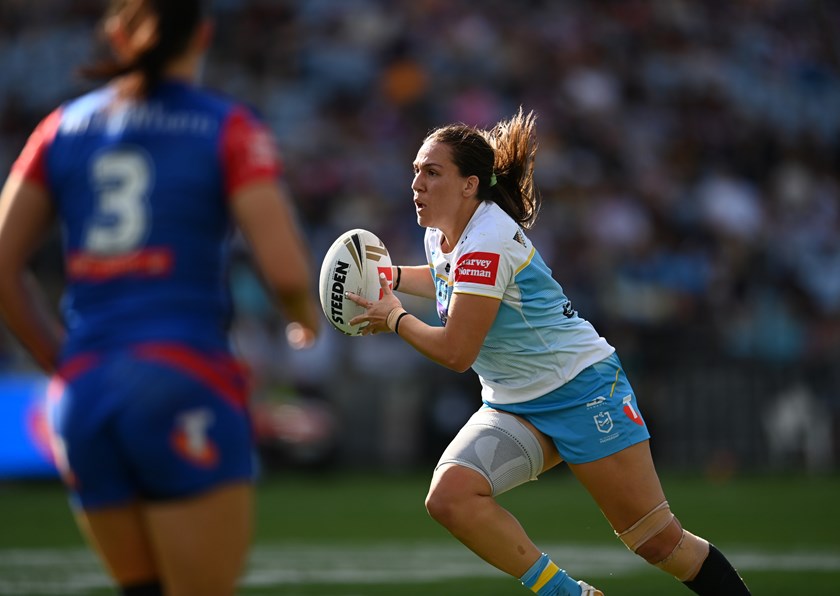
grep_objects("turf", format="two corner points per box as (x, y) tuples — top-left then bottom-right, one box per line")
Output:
(0, 470), (837, 595)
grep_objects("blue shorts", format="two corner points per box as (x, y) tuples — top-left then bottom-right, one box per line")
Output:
(488, 353), (650, 464)
(49, 343), (256, 510)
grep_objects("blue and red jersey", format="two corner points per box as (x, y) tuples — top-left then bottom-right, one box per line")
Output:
(12, 80), (280, 360)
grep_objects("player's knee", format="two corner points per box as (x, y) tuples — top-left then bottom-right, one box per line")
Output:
(616, 501), (676, 560)
(616, 502), (710, 580)
(654, 528), (710, 581)
(425, 465), (484, 527)
(633, 518), (682, 563)
(423, 480), (447, 523)
(424, 488), (454, 527)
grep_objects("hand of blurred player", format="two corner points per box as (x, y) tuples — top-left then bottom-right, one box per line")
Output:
(285, 322), (317, 349)
(346, 273), (402, 335)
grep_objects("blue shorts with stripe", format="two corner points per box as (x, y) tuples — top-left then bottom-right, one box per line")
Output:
(48, 343), (256, 510)
(488, 352), (650, 464)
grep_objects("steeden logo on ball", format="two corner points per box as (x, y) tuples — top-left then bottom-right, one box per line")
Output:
(318, 229), (392, 336)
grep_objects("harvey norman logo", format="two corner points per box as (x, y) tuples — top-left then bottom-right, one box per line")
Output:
(454, 251), (499, 285)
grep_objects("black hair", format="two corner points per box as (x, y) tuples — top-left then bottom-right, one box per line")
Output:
(80, 0), (207, 96)
(424, 108), (541, 228)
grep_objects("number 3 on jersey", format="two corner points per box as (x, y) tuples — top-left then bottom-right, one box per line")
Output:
(84, 147), (153, 255)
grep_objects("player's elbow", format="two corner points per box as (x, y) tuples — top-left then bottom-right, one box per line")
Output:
(439, 348), (477, 373)
(445, 333), (483, 372)
(450, 361), (473, 374)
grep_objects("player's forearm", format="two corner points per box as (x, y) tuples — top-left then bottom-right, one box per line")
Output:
(392, 265), (435, 299)
(392, 315), (475, 373)
(0, 271), (63, 373)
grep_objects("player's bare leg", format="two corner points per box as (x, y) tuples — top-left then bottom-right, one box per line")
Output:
(81, 482), (252, 596)
(145, 482), (253, 596)
(426, 413), (601, 595)
(570, 441), (750, 594)
(427, 463), (542, 576)
(76, 502), (161, 593)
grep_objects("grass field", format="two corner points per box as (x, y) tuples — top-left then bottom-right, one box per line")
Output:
(0, 469), (838, 595)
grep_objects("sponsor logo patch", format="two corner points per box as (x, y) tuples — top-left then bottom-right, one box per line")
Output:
(329, 260), (349, 324)
(171, 408), (219, 468)
(454, 251), (499, 285)
(376, 266), (393, 299)
(586, 396), (606, 408)
(622, 395), (644, 426)
(68, 248), (173, 280)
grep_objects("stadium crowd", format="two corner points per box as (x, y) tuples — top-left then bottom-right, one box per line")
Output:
(1, 0), (838, 471)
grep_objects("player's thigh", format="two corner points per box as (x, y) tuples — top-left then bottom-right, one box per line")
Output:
(513, 412), (564, 473)
(431, 407), (563, 499)
(145, 482), (254, 596)
(76, 502), (158, 585)
(567, 440), (668, 532)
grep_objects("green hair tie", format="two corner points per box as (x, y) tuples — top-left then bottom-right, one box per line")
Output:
(489, 173), (498, 187)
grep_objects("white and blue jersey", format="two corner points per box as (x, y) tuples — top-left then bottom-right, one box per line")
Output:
(425, 201), (615, 405)
(425, 201), (648, 463)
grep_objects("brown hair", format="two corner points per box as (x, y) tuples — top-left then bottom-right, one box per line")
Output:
(424, 107), (541, 228)
(80, 0), (206, 96)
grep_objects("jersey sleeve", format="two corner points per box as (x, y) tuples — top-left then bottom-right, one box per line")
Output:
(219, 106), (283, 198)
(10, 108), (62, 188)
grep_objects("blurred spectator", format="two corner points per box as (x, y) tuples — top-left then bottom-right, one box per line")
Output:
(1, 0), (838, 471)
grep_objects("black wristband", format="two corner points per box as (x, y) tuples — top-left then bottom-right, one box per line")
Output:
(394, 311), (409, 335)
(393, 266), (402, 291)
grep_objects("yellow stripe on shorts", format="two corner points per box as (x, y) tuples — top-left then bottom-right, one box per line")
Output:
(608, 367), (620, 398)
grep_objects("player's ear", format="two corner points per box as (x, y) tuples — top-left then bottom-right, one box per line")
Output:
(463, 175), (479, 198)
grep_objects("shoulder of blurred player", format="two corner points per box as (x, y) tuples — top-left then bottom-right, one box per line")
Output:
(219, 106), (282, 197)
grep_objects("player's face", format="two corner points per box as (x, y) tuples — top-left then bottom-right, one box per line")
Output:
(411, 140), (467, 230)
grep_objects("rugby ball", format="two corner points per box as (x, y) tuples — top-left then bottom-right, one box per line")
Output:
(319, 229), (392, 336)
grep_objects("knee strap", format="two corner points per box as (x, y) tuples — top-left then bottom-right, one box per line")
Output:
(435, 409), (543, 496)
(616, 500), (674, 552)
(616, 500), (710, 582)
(656, 529), (710, 581)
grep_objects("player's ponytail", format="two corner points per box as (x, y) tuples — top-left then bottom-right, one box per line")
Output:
(80, 0), (206, 96)
(425, 108), (541, 229)
(484, 108), (541, 229)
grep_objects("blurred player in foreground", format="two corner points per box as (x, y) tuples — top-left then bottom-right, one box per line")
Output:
(348, 109), (750, 596)
(0, 1), (320, 594)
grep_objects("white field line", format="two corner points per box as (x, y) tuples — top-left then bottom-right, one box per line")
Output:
(0, 543), (838, 594)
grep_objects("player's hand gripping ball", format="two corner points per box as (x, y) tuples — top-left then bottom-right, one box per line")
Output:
(319, 229), (392, 335)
